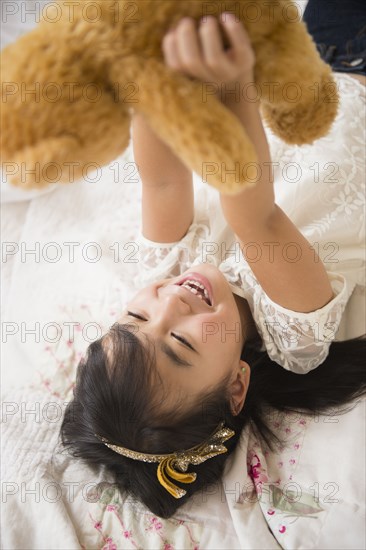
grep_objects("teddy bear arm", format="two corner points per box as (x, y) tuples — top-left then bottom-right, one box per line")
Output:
(256, 20), (339, 144)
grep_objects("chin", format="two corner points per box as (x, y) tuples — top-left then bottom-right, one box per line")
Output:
(201, 263), (231, 285)
(190, 262), (221, 276)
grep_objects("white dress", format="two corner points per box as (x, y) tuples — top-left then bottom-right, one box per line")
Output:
(133, 73), (365, 374)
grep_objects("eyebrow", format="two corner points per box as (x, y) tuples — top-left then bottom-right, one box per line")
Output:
(159, 339), (193, 368)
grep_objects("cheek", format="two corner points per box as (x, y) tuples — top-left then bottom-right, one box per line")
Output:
(130, 284), (154, 302)
(206, 305), (239, 329)
(196, 319), (227, 347)
(201, 311), (242, 347)
(198, 307), (237, 331)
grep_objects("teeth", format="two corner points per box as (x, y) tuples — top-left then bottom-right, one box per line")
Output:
(181, 279), (211, 305)
(186, 279), (205, 289)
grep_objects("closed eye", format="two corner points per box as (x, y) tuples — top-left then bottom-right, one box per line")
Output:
(170, 332), (194, 351)
(127, 311), (145, 321)
(126, 311), (195, 351)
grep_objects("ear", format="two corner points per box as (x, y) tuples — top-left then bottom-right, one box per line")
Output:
(229, 360), (251, 416)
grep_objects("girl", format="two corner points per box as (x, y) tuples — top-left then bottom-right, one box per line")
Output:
(61, 1), (366, 519)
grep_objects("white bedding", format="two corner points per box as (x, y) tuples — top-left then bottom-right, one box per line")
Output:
(1, 144), (365, 549)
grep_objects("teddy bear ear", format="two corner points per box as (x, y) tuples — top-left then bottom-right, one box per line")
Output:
(2, 136), (83, 189)
(1, 95), (131, 189)
(2, 132), (130, 190)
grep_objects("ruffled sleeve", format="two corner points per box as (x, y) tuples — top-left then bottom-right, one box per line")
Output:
(250, 272), (352, 373)
(134, 211), (210, 290)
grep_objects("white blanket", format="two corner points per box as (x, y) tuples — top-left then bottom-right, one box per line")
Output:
(1, 145), (365, 549)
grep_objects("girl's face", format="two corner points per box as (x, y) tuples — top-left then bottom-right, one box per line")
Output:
(117, 263), (251, 413)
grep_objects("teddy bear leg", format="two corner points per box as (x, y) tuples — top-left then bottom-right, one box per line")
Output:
(119, 57), (259, 195)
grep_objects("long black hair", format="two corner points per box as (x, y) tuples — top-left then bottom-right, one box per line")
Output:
(60, 323), (366, 518)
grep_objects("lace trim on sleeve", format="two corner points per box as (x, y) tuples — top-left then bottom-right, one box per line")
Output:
(134, 217), (210, 289)
(254, 273), (351, 374)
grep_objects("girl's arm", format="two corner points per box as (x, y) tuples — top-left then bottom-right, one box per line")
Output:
(131, 112), (194, 243)
(219, 92), (334, 312)
(163, 13), (333, 313)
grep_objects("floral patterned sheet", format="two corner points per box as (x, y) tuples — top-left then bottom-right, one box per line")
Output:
(2, 147), (365, 550)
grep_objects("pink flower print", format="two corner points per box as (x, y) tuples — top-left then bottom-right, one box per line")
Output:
(150, 517), (163, 530)
(285, 427), (291, 434)
(299, 419), (306, 426)
(94, 521), (102, 530)
(248, 453), (268, 489)
(123, 531), (132, 539)
(102, 538), (117, 550)
(279, 525), (286, 534)
(278, 461), (283, 468)
(294, 443), (300, 450)
(164, 545), (173, 550)
(106, 505), (116, 512)
(289, 459), (296, 465)
(267, 509), (275, 515)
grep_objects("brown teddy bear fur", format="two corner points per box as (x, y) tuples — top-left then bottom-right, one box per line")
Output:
(1, 0), (339, 194)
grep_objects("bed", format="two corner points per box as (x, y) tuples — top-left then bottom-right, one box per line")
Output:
(1, 142), (365, 549)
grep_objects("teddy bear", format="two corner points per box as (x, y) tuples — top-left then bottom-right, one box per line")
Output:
(1, 0), (339, 194)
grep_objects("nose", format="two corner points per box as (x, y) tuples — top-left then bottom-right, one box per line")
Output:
(152, 287), (191, 329)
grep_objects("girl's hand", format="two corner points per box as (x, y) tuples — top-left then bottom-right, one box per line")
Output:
(162, 12), (255, 91)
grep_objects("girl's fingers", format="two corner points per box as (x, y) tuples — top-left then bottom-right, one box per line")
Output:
(162, 32), (181, 69)
(220, 13), (255, 68)
(163, 18), (211, 80)
(175, 18), (204, 74)
(162, 13), (255, 81)
(199, 16), (232, 78)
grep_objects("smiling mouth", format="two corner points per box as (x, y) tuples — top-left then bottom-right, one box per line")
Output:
(176, 279), (212, 306)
